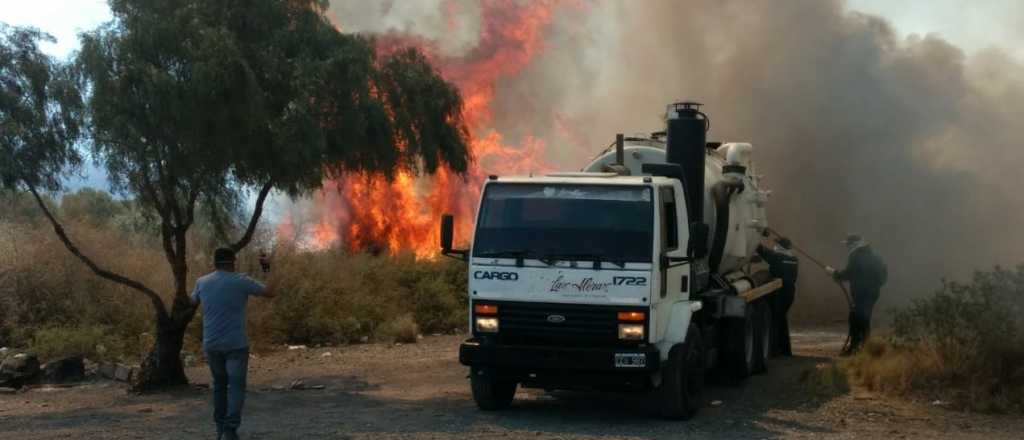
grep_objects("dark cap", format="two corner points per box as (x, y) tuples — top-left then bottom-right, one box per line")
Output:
(214, 247), (236, 265)
(841, 234), (863, 245)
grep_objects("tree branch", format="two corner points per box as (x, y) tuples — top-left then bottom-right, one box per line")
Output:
(27, 184), (170, 323)
(230, 180), (273, 252)
(183, 187), (199, 230)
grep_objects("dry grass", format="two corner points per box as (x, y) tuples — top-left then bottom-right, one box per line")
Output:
(378, 314), (421, 344)
(801, 361), (850, 397)
(1, 198), (468, 361)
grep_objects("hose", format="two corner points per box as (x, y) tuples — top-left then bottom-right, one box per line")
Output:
(763, 227), (854, 354)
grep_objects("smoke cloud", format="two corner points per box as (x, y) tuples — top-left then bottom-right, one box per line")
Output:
(328, 0), (1024, 320)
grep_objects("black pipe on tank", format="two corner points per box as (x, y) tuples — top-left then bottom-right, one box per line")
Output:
(665, 102), (708, 223)
(615, 133), (625, 166)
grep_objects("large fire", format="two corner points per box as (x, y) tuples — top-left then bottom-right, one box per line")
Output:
(286, 1), (567, 256)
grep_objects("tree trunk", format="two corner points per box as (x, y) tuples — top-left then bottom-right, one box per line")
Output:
(131, 294), (197, 392)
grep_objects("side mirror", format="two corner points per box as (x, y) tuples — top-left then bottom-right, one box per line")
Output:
(688, 222), (709, 258)
(441, 214), (454, 252)
(439, 214), (468, 261)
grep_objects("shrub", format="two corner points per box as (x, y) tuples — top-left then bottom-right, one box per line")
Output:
(31, 325), (145, 362)
(843, 266), (1024, 413)
(248, 248), (467, 348)
(801, 361), (849, 397)
(378, 314), (420, 344)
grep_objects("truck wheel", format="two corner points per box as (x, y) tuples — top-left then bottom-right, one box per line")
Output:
(470, 367), (517, 411)
(754, 301), (772, 374)
(660, 325), (704, 420)
(725, 306), (756, 381)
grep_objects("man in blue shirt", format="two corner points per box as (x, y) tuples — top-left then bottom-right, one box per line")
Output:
(191, 247), (276, 440)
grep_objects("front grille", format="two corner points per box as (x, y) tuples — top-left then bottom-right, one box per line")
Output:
(482, 301), (646, 348)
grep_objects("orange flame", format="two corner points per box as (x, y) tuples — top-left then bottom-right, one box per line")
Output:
(293, 1), (566, 256)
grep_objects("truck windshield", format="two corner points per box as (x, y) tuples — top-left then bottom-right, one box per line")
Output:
(473, 184), (654, 263)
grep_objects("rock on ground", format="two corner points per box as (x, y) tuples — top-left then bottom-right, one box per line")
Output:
(41, 356), (86, 384)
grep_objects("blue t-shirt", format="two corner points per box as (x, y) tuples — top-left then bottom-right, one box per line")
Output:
(191, 271), (266, 352)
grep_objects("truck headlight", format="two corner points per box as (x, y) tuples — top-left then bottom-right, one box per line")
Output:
(618, 323), (644, 341)
(475, 317), (499, 333)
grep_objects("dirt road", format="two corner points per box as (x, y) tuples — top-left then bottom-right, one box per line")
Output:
(2, 329), (1022, 439)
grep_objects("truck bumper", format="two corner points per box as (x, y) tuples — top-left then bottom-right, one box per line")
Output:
(458, 338), (661, 373)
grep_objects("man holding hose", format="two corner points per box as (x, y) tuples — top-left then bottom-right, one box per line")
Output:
(827, 235), (887, 355)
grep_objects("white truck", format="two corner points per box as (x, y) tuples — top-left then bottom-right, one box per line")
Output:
(440, 102), (783, 419)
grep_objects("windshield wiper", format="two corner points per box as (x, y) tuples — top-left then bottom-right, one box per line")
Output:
(475, 250), (530, 259)
(474, 250), (531, 267)
(541, 253), (626, 269)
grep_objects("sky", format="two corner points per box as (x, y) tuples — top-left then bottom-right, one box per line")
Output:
(3, 1), (1022, 61)
(2, 0), (1021, 192)
(3, 0), (112, 58)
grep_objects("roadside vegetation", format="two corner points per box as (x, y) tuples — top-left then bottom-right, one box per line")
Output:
(0, 189), (468, 365)
(842, 266), (1024, 413)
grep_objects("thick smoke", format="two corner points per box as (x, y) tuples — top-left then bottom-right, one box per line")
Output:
(329, 0), (1024, 320)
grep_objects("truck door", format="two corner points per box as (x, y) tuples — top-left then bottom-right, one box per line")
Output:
(659, 186), (688, 300)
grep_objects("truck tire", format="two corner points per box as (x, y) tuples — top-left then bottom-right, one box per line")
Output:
(724, 306), (756, 381)
(660, 325), (704, 420)
(753, 300), (772, 374)
(470, 367), (517, 411)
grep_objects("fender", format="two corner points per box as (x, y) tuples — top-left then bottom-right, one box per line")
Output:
(654, 300), (703, 361)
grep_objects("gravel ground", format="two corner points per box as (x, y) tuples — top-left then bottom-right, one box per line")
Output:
(1, 329), (1022, 439)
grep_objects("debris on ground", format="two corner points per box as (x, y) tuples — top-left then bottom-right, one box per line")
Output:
(288, 379), (325, 391)
(96, 363), (138, 383)
(0, 352), (41, 387)
(42, 356), (85, 384)
(287, 345), (307, 351)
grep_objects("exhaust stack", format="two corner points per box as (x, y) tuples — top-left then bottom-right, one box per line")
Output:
(665, 102), (708, 223)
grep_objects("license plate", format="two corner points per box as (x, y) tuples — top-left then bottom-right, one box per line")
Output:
(614, 353), (646, 368)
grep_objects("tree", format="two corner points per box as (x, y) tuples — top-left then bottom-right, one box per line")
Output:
(60, 187), (128, 226)
(1, 0), (469, 391)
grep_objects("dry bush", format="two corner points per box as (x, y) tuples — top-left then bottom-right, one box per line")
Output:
(0, 218), (198, 361)
(378, 314), (420, 344)
(842, 266), (1024, 413)
(2, 190), (468, 361)
(248, 246), (467, 348)
(801, 361), (850, 397)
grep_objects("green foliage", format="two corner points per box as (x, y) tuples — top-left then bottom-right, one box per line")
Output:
(0, 24), (85, 192)
(76, 0), (470, 228)
(59, 187), (128, 226)
(30, 325), (143, 362)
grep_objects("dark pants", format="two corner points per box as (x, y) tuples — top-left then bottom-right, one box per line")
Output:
(849, 289), (880, 352)
(772, 283), (795, 356)
(206, 348), (249, 436)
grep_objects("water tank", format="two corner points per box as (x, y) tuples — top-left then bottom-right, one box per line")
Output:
(583, 139), (770, 274)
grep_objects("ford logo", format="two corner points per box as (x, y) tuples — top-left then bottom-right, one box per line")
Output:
(546, 314), (566, 324)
